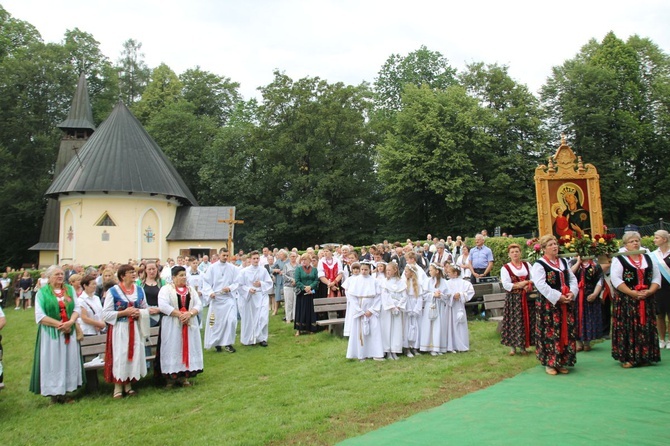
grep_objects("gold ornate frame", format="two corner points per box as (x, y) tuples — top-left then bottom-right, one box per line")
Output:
(534, 136), (604, 237)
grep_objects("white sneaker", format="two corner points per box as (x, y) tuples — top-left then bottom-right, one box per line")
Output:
(661, 340), (666, 349)
(406, 351), (414, 358)
(666, 342), (670, 350)
(390, 352), (399, 360)
(430, 351), (438, 357)
(373, 357), (385, 361)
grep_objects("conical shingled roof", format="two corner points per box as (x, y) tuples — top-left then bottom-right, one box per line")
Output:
(46, 101), (198, 206)
(57, 73), (96, 131)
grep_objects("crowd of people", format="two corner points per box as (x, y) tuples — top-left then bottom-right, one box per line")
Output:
(4, 227), (670, 402)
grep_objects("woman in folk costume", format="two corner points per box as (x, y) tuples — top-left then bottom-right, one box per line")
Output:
(651, 230), (670, 349)
(611, 231), (661, 368)
(29, 265), (84, 403)
(318, 247), (343, 298)
(102, 264), (159, 398)
(500, 244), (535, 356)
(380, 262), (406, 360)
(403, 264), (425, 357)
(157, 266), (203, 388)
(420, 264), (450, 356)
(570, 256), (603, 352)
(530, 235), (579, 375)
(344, 261), (384, 361)
(444, 264), (475, 352)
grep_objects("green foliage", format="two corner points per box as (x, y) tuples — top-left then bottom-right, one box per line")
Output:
(132, 63), (183, 124)
(541, 32), (670, 227)
(180, 66), (241, 125)
(116, 38), (150, 105)
(145, 99), (218, 199)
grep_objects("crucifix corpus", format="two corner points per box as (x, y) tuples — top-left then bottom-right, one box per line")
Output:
(218, 208), (244, 253)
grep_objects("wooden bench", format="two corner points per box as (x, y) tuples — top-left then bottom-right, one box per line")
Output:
(80, 326), (160, 391)
(465, 279), (503, 312)
(314, 297), (347, 336)
(483, 290), (540, 332)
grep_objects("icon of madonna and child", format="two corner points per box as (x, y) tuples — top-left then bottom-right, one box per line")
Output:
(551, 181), (591, 238)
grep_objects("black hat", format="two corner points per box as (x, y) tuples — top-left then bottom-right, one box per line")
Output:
(623, 223), (639, 232)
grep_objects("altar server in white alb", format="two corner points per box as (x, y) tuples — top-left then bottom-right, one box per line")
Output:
(420, 264), (450, 356)
(444, 264), (475, 352)
(201, 248), (239, 353)
(237, 251), (273, 347)
(403, 265), (425, 357)
(344, 261), (384, 361)
(157, 266), (203, 387)
(380, 261), (406, 360)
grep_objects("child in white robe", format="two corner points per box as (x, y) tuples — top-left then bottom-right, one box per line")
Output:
(380, 262), (406, 360)
(403, 265), (425, 357)
(420, 264), (450, 355)
(345, 262), (384, 361)
(444, 265), (475, 352)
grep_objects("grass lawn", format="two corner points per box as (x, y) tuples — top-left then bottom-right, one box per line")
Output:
(0, 307), (537, 445)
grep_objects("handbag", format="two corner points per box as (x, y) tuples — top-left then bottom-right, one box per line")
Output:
(428, 302), (438, 321)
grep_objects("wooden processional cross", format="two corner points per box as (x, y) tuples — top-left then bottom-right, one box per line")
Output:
(218, 209), (244, 253)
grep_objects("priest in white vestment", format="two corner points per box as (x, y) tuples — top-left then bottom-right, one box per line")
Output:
(236, 251), (273, 346)
(201, 249), (240, 352)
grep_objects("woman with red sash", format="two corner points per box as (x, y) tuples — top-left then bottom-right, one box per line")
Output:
(102, 264), (159, 399)
(570, 257), (603, 352)
(610, 231), (661, 368)
(500, 244), (535, 356)
(157, 266), (203, 388)
(530, 235), (579, 375)
(318, 247), (343, 298)
(29, 265), (84, 403)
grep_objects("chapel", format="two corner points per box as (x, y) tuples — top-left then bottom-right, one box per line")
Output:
(30, 74), (236, 266)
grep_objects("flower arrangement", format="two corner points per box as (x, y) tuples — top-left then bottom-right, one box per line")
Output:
(592, 232), (618, 256)
(525, 237), (542, 263)
(557, 234), (578, 256)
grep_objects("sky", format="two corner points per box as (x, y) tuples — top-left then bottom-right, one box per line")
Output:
(3, 0), (670, 100)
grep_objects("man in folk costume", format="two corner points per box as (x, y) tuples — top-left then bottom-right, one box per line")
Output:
(318, 247), (343, 298)
(201, 248), (240, 353)
(102, 264), (159, 398)
(237, 251), (273, 346)
(157, 266), (203, 387)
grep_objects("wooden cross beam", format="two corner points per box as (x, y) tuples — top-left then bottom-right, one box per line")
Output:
(218, 208), (244, 253)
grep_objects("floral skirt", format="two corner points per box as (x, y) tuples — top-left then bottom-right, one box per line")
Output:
(535, 298), (576, 368)
(611, 291), (660, 365)
(501, 292), (536, 349)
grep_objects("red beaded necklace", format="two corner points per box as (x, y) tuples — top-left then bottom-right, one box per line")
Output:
(543, 255), (561, 269)
(510, 261), (524, 271)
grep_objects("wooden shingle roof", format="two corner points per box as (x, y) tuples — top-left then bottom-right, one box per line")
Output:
(57, 73), (96, 131)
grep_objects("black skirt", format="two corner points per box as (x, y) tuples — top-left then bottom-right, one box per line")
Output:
(294, 291), (319, 333)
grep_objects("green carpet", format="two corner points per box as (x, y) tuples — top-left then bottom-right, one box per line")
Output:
(340, 342), (670, 446)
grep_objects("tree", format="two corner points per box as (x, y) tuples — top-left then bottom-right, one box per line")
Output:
(145, 99), (218, 199)
(460, 62), (548, 234)
(62, 28), (118, 123)
(116, 38), (150, 105)
(0, 5), (42, 60)
(180, 66), (241, 125)
(541, 32), (670, 226)
(377, 84), (489, 238)
(374, 45), (457, 113)
(133, 63), (183, 124)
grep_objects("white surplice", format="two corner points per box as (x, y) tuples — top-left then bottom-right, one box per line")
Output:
(444, 277), (475, 352)
(201, 261), (240, 348)
(419, 277), (450, 353)
(345, 275), (384, 359)
(236, 265), (273, 345)
(380, 277), (407, 354)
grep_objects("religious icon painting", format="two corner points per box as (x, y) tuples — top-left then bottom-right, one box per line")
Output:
(534, 136), (604, 238)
